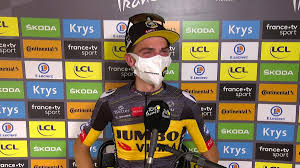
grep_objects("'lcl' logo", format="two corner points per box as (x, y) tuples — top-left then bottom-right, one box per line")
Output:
(190, 46), (210, 59)
(112, 45), (126, 58)
(37, 125), (56, 136)
(269, 46), (290, 59)
(0, 144), (18, 156)
(0, 21), (9, 34)
(228, 67), (248, 79)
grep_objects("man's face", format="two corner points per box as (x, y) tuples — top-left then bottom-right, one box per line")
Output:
(132, 37), (170, 58)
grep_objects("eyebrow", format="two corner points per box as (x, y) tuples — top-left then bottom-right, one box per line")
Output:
(138, 46), (169, 53)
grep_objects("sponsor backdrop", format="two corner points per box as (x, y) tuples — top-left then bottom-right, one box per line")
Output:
(0, 0), (300, 167)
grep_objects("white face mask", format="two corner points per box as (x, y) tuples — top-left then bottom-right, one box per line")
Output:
(129, 53), (171, 88)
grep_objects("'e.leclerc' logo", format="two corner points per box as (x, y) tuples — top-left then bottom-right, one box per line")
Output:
(256, 123), (294, 142)
(0, 17), (19, 37)
(0, 140), (27, 157)
(218, 142), (252, 159)
(103, 20), (127, 39)
(222, 20), (260, 39)
(260, 63), (299, 82)
(257, 104), (296, 123)
(63, 19), (101, 39)
(21, 17), (60, 38)
(182, 21), (219, 40)
(261, 42), (300, 61)
(26, 81), (64, 100)
(29, 121), (65, 138)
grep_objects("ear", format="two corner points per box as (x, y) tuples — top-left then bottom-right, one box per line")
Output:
(125, 53), (136, 67)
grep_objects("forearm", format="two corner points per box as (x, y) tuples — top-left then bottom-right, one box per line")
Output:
(202, 144), (219, 163)
(73, 137), (94, 168)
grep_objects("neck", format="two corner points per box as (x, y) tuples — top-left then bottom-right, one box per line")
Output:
(134, 76), (162, 92)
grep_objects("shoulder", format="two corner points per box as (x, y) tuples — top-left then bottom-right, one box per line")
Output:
(99, 83), (130, 100)
(164, 83), (197, 103)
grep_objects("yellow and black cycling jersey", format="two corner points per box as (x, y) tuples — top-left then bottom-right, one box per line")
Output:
(80, 82), (214, 168)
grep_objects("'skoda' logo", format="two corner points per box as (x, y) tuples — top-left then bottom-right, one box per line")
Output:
(0, 144), (18, 156)
(269, 46), (291, 59)
(189, 46), (209, 59)
(37, 125), (56, 136)
(228, 67), (248, 79)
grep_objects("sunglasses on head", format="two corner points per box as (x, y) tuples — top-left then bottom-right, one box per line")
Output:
(126, 13), (165, 34)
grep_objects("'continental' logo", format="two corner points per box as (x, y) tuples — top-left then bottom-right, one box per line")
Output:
(21, 17), (60, 38)
(66, 82), (102, 100)
(181, 83), (217, 101)
(0, 60), (23, 79)
(104, 42), (126, 60)
(259, 84), (297, 102)
(218, 123), (254, 140)
(218, 103), (255, 121)
(30, 140), (66, 157)
(0, 17), (19, 36)
(220, 63), (257, 81)
(31, 159), (66, 168)
(260, 63), (299, 82)
(182, 21), (219, 39)
(0, 81), (24, 99)
(261, 42), (300, 61)
(296, 145), (300, 162)
(182, 42), (218, 60)
(29, 121), (65, 138)
(0, 140), (27, 157)
(23, 39), (62, 59)
(0, 39), (21, 58)
(105, 82), (127, 91)
(255, 162), (292, 168)
(65, 62), (102, 80)
(67, 102), (95, 119)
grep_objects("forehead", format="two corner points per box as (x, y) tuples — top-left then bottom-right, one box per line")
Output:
(133, 37), (168, 51)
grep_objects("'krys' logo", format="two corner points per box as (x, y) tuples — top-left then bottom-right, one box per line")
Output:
(269, 46), (291, 59)
(270, 106), (282, 117)
(116, 22), (127, 34)
(0, 144), (18, 156)
(189, 46), (209, 59)
(234, 44), (245, 55)
(73, 66), (94, 78)
(229, 162), (240, 168)
(228, 67), (248, 79)
(112, 45), (126, 58)
(37, 124), (56, 136)
(2, 123), (13, 133)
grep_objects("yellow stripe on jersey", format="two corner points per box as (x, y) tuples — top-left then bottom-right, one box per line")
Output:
(83, 128), (102, 147)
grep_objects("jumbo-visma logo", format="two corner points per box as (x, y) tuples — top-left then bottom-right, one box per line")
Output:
(65, 62), (102, 80)
(0, 17), (19, 36)
(29, 121), (65, 138)
(104, 42), (126, 60)
(182, 42), (218, 60)
(220, 63), (257, 81)
(261, 42), (300, 61)
(0, 141), (27, 157)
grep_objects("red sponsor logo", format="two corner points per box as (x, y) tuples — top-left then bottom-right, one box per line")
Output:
(80, 129), (87, 142)
(206, 137), (214, 150)
(117, 141), (132, 151)
(131, 106), (144, 117)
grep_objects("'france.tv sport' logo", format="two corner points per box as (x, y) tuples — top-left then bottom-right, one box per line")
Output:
(234, 44), (245, 55)
(270, 106), (282, 117)
(116, 22), (127, 34)
(38, 63), (50, 74)
(194, 65), (205, 76)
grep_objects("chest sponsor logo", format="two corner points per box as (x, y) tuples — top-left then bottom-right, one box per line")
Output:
(0, 60), (23, 79)
(0, 39), (20, 58)
(219, 83), (256, 101)
(222, 20), (260, 39)
(218, 123), (254, 140)
(0, 160), (28, 168)
(63, 19), (100, 39)
(21, 17), (60, 38)
(67, 102), (94, 119)
(220, 63), (257, 81)
(64, 41), (101, 59)
(31, 159), (66, 168)
(181, 63), (218, 81)
(0, 101), (25, 119)
(104, 42), (126, 60)
(218, 142), (252, 159)
(263, 21), (300, 39)
(182, 42), (219, 60)
(182, 21), (219, 39)
(28, 102), (64, 119)
(25, 61), (63, 79)
(66, 82), (102, 100)
(256, 143), (293, 161)
(181, 83), (217, 101)
(104, 62), (134, 80)
(23, 39), (62, 59)
(221, 42), (259, 60)
(257, 104), (296, 123)
(256, 123), (294, 142)
(219, 103), (255, 121)
(0, 121), (26, 138)
(198, 103), (216, 120)
(26, 81), (64, 100)
(0, 81), (24, 99)
(260, 63), (299, 82)
(103, 20), (127, 39)
(0, 141), (27, 157)
(218, 161), (252, 168)
(65, 62), (102, 80)
(255, 162), (292, 168)
(0, 17), (19, 36)
(29, 121), (65, 138)
(30, 140), (66, 157)
(261, 42), (300, 61)
(131, 106), (144, 117)
(258, 84), (297, 102)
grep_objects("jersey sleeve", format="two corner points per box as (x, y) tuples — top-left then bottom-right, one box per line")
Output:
(80, 92), (114, 147)
(180, 91), (214, 153)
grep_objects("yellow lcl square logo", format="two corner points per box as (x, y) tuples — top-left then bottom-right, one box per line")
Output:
(0, 17), (19, 36)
